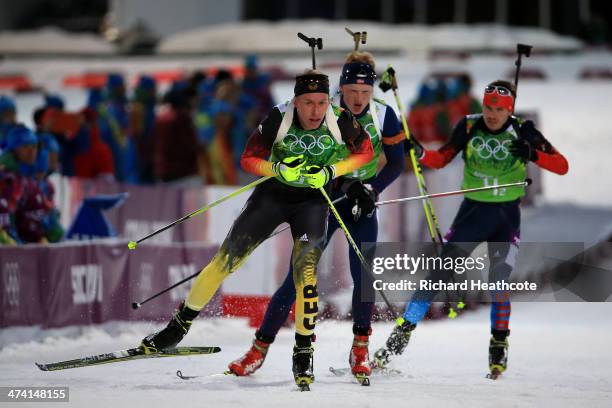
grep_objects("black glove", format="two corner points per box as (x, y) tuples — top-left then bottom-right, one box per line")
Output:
(510, 120), (539, 162)
(404, 137), (424, 158)
(341, 179), (378, 221)
(509, 138), (537, 162)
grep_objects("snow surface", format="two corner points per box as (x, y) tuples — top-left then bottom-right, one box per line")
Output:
(157, 20), (582, 54)
(1, 302), (611, 408)
(0, 27), (116, 55)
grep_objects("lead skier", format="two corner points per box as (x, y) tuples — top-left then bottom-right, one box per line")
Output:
(139, 69), (373, 389)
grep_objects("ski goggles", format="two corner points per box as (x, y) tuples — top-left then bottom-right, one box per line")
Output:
(485, 85), (513, 96)
(339, 62), (376, 86)
(483, 85), (514, 111)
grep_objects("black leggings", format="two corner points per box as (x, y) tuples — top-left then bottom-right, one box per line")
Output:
(186, 179), (329, 337)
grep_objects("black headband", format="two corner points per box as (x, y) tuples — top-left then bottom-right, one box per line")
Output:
(294, 73), (330, 96)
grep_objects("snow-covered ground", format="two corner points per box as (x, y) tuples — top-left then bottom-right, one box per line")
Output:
(1, 302), (611, 407)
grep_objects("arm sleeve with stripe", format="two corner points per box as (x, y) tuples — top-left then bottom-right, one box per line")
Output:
(371, 106), (406, 193)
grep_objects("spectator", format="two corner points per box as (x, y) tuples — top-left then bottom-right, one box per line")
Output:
(407, 80), (440, 146)
(215, 72), (257, 171)
(33, 132), (64, 242)
(35, 90), (115, 181)
(0, 95), (17, 150)
(408, 74), (481, 150)
(0, 125), (38, 176)
(199, 100), (237, 185)
(97, 73), (130, 182)
(153, 84), (200, 186)
(241, 54), (275, 122)
(0, 168), (21, 245)
(72, 92), (116, 180)
(0, 126), (54, 243)
(44, 93), (65, 111)
(129, 75), (157, 184)
(34, 98), (85, 178)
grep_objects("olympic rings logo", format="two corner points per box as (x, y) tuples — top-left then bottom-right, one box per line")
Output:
(283, 133), (334, 156)
(470, 136), (512, 160)
(3, 262), (20, 307)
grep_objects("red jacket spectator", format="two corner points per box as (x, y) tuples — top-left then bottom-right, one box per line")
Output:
(72, 107), (115, 179)
(153, 90), (198, 183)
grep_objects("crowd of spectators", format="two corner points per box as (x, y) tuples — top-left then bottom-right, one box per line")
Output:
(407, 72), (482, 149)
(0, 55), (275, 245)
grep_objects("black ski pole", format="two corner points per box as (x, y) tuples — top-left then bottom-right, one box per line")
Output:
(131, 271), (199, 310)
(513, 43), (533, 110)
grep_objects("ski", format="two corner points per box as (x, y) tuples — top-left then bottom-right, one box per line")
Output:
(329, 366), (401, 377)
(329, 367), (371, 385)
(36, 346), (221, 371)
(176, 370), (229, 380)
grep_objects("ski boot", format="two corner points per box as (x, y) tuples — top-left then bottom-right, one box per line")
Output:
(373, 319), (416, 369)
(349, 332), (371, 386)
(293, 343), (315, 391)
(488, 329), (509, 379)
(140, 302), (199, 354)
(227, 338), (271, 376)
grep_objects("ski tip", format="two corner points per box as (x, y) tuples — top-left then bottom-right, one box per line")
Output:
(328, 366), (348, 377)
(35, 362), (48, 371)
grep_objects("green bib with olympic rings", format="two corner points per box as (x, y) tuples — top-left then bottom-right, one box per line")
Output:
(270, 102), (349, 188)
(462, 114), (526, 202)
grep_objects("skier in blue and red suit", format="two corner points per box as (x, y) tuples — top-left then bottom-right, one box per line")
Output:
(372, 79), (569, 377)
